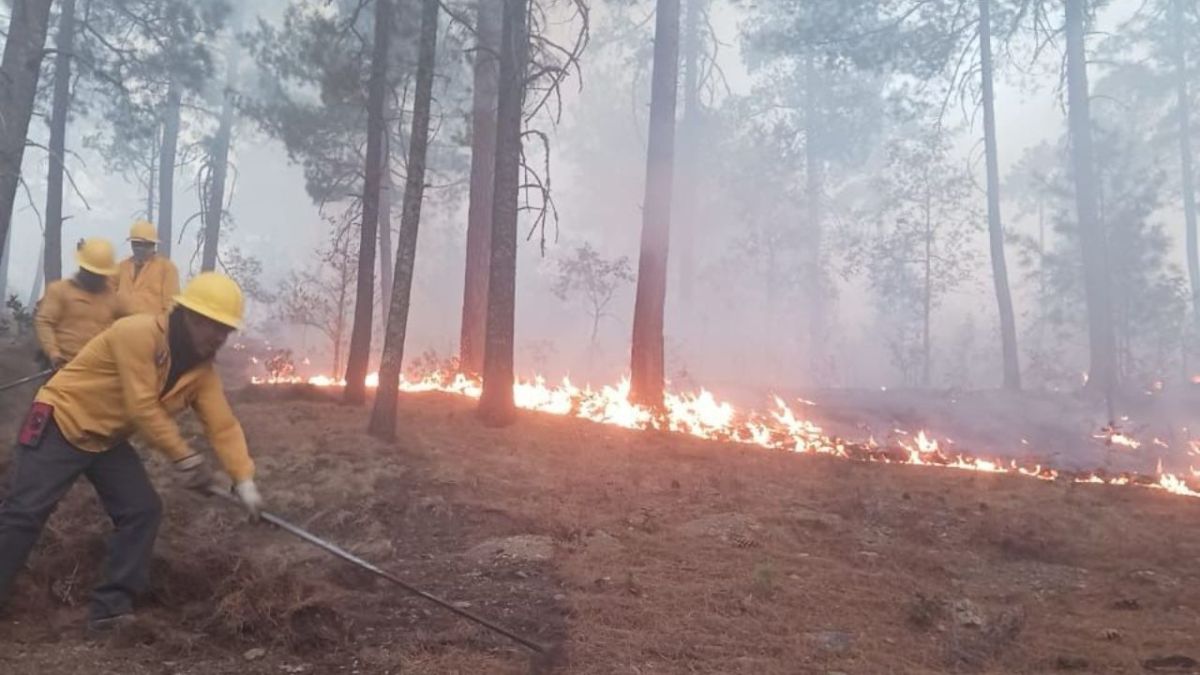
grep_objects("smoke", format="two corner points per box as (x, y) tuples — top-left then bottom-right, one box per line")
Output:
(2, 0), (1175, 408)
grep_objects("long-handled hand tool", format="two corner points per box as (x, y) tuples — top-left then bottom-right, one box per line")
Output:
(0, 368), (54, 393)
(207, 487), (561, 667)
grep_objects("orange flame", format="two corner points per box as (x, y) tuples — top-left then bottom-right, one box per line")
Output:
(249, 371), (1200, 498)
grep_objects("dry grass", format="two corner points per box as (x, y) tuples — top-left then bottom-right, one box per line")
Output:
(1, 383), (1199, 673)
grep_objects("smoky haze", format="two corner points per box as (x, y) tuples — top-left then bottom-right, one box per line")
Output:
(3, 0), (1193, 455)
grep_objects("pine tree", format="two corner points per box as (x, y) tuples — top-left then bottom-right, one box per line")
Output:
(342, 0), (394, 404)
(459, 0), (502, 378)
(0, 0), (55, 263)
(628, 0), (681, 408)
(369, 0), (439, 440)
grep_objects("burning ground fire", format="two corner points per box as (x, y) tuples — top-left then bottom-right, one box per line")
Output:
(250, 371), (1200, 499)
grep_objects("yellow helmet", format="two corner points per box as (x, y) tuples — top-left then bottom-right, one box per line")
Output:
(174, 272), (244, 329)
(75, 238), (119, 276)
(128, 219), (159, 243)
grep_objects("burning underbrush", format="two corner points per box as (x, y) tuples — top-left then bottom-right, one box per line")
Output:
(247, 361), (1200, 500)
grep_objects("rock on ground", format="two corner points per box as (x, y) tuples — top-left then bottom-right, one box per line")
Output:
(465, 535), (555, 564)
(677, 512), (762, 544)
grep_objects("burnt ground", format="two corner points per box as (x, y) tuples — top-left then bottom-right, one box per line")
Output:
(0, 363), (1198, 672)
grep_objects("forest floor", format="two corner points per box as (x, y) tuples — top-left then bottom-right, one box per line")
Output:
(0, 344), (1199, 673)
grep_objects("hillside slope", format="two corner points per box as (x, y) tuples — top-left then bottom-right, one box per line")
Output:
(0, 385), (1198, 674)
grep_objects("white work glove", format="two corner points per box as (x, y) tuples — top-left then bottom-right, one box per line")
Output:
(233, 480), (264, 521)
(174, 453), (215, 493)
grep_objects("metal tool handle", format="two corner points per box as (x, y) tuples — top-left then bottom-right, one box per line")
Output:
(206, 486), (549, 654)
(0, 368), (54, 393)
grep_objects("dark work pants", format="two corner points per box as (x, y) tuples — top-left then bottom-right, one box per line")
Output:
(0, 420), (162, 619)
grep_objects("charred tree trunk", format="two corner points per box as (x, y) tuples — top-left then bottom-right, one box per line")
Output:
(629, 0), (681, 408)
(676, 0), (703, 310)
(460, 0), (502, 377)
(157, 81), (181, 257)
(369, 0), (438, 440)
(44, 0), (76, 284)
(979, 0), (1021, 390)
(803, 51), (827, 380)
(343, 0), (393, 405)
(201, 63), (236, 272)
(1065, 0), (1117, 396)
(378, 128), (394, 326)
(477, 0), (528, 426)
(1171, 0), (1200, 329)
(0, 0), (54, 263)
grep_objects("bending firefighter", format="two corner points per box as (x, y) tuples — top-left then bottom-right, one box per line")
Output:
(115, 219), (180, 315)
(0, 273), (264, 630)
(35, 238), (123, 368)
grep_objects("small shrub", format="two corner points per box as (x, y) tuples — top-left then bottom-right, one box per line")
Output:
(750, 561), (776, 599)
(6, 295), (32, 336)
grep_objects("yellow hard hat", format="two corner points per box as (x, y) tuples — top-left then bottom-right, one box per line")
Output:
(128, 219), (159, 243)
(75, 238), (119, 276)
(174, 272), (244, 329)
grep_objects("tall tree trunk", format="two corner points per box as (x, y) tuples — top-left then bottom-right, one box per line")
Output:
(157, 81), (181, 256)
(0, 0), (54, 263)
(43, 0), (76, 284)
(923, 185), (933, 388)
(1036, 197), (1046, 352)
(1065, 0), (1117, 396)
(343, 0), (392, 404)
(629, 0), (681, 408)
(332, 312), (344, 376)
(334, 246), (351, 376)
(369, 0), (438, 440)
(978, 0), (1021, 390)
(459, 0), (502, 377)
(201, 61), (236, 272)
(147, 125), (158, 222)
(477, 0), (528, 426)
(378, 128), (394, 326)
(0, 223), (11, 304)
(27, 240), (44, 309)
(1171, 0), (1200, 330)
(803, 51), (827, 381)
(676, 0), (703, 310)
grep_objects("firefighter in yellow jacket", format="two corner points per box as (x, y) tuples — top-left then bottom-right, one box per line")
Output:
(34, 238), (123, 368)
(0, 273), (264, 631)
(115, 219), (180, 315)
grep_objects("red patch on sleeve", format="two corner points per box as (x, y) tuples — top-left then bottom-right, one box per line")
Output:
(18, 402), (53, 448)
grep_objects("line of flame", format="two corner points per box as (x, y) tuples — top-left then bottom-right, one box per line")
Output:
(248, 372), (1200, 498)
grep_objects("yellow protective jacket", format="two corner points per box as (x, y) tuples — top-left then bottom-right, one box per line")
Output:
(115, 254), (179, 316)
(35, 313), (255, 482)
(34, 279), (123, 362)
